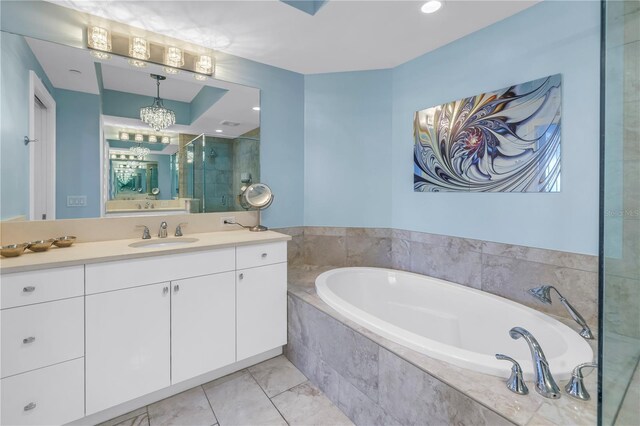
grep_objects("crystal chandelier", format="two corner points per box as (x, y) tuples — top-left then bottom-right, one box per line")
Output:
(140, 74), (176, 132)
(130, 143), (151, 160)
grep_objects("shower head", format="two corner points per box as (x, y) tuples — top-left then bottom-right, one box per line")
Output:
(528, 285), (553, 304)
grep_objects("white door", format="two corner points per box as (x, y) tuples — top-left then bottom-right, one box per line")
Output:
(171, 272), (236, 384)
(237, 263), (287, 360)
(33, 97), (49, 220)
(85, 283), (171, 415)
(29, 71), (56, 221)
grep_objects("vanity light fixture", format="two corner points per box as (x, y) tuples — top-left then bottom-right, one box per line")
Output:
(161, 136), (170, 144)
(148, 135), (158, 143)
(140, 74), (176, 132)
(110, 154), (117, 159)
(119, 132), (130, 141)
(195, 55), (214, 74)
(87, 26), (111, 53)
(86, 25), (215, 76)
(165, 47), (185, 68)
(130, 36), (150, 61)
(134, 133), (144, 142)
(421, 0), (443, 13)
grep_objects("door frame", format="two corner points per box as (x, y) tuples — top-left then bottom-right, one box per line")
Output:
(29, 70), (56, 220)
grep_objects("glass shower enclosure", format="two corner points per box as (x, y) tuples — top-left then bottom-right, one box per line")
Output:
(175, 133), (260, 213)
(599, 1), (640, 424)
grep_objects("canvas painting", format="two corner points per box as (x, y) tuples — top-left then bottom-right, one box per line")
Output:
(413, 74), (562, 192)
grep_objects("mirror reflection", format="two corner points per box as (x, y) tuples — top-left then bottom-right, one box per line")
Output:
(0, 32), (260, 221)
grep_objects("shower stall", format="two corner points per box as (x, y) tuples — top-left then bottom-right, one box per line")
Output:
(599, 1), (640, 424)
(175, 133), (260, 213)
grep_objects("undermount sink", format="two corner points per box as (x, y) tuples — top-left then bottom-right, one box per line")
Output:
(129, 238), (199, 248)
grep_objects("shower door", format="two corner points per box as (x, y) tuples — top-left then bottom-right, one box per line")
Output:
(599, 1), (640, 425)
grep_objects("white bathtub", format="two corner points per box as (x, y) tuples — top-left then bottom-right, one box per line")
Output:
(315, 267), (593, 380)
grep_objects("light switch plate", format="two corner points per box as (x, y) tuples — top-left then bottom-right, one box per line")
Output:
(67, 195), (87, 207)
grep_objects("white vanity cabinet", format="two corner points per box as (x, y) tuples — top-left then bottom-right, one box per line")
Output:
(85, 282), (171, 415)
(236, 242), (288, 360)
(0, 266), (85, 426)
(171, 272), (236, 384)
(0, 237), (288, 425)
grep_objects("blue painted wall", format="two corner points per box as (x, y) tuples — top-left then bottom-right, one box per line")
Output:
(390, 1), (600, 254)
(304, 70), (392, 227)
(214, 52), (305, 228)
(55, 89), (101, 219)
(303, 1), (600, 254)
(145, 154), (171, 199)
(0, 32), (54, 220)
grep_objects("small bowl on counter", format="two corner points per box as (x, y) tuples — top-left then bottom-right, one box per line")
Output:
(0, 243), (29, 258)
(26, 239), (56, 252)
(53, 236), (77, 248)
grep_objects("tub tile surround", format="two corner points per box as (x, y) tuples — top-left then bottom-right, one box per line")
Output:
(276, 226), (599, 328)
(286, 281), (598, 426)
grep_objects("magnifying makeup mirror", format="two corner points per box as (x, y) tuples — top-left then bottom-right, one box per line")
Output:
(238, 183), (274, 232)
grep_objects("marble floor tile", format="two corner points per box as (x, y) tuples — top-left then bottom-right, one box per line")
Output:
(148, 387), (216, 426)
(98, 407), (149, 426)
(248, 355), (308, 397)
(271, 381), (354, 426)
(203, 371), (286, 426)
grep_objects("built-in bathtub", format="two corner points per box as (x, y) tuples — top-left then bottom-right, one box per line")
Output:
(315, 267), (593, 380)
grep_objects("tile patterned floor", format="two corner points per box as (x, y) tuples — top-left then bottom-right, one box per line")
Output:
(99, 356), (354, 426)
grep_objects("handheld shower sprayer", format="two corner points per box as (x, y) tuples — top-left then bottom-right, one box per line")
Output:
(528, 285), (594, 339)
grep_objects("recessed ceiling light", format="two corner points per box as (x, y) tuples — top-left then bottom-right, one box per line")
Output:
(252, 106), (260, 111)
(421, 0), (442, 14)
(215, 129), (223, 133)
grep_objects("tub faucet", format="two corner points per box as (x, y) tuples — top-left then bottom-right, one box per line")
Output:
(509, 327), (561, 399)
(528, 285), (594, 339)
(158, 221), (168, 238)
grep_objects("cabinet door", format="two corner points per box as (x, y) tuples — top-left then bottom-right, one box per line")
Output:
(86, 283), (170, 415)
(237, 263), (287, 360)
(171, 272), (236, 384)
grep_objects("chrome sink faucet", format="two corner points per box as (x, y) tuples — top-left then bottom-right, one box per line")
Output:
(509, 327), (561, 399)
(158, 221), (168, 238)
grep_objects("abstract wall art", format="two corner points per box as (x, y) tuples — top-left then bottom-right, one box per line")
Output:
(413, 74), (562, 192)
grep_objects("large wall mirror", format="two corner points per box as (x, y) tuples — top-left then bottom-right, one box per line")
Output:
(1, 30), (260, 221)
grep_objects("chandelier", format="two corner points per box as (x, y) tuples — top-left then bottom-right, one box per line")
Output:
(140, 74), (176, 132)
(130, 143), (151, 160)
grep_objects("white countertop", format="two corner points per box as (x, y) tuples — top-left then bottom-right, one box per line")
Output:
(0, 230), (291, 274)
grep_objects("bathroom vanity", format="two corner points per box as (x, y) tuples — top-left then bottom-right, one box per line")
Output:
(0, 231), (289, 425)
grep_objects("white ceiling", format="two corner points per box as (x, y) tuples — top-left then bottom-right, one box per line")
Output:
(101, 64), (203, 102)
(50, 0), (539, 74)
(26, 36), (260, 138)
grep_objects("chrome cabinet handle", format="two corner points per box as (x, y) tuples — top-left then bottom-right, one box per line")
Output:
(23, 336), (36, 344)
(174, 284), (180, 292)
(23, 286), (36, 293)
(239, 273), (244, 280)
(24, 402), (36, 411)
(163, 286), (169, 295)
(261, 253), (268, 258)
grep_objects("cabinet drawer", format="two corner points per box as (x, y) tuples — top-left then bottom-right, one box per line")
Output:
(85, 247), (235, 294)
(1, 358), (84, 426)
(236, 242), (287, 270)
(1, 297), (84, 378)
(1, 266), (84, 309)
